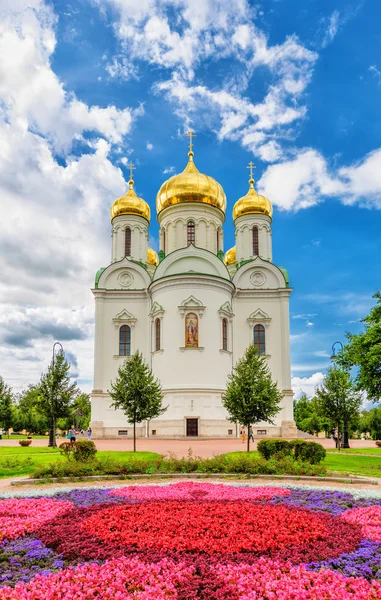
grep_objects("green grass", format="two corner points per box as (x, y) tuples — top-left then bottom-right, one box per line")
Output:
(0, 447), (162, 479)
(222, 450), (381, 478)
(326, 447), (381, 455)
(1, 435), (48, 440)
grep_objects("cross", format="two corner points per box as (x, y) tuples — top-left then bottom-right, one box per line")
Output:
(186, 129), (196, 152)
(247, 161), (256, 179)
(128, 162), (136, 180)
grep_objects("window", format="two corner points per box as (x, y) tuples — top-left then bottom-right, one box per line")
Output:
(118, 430), (128, 435)
(257, 429), (267, 435)
(155, 318), (161, 351)
(253, 324), (265, 355)
(152, 430), (157, 436)
(119, 325), (131, 356)
(228, 429), (233, 436)
(252, 226), (259, 256)
(222, 318), (228, 351)
(187, 221), (195, 245)
(125, 227), (131, 257)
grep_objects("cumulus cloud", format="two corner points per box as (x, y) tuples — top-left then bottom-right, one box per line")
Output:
(291, 372), (325, 399)
(258, 147), (381, 211)
(0, 1), (141, 152)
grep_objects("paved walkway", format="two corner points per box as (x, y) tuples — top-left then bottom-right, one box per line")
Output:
(0, 437), (378, 458)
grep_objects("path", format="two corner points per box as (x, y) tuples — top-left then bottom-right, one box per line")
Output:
(0, 437), (378, 458)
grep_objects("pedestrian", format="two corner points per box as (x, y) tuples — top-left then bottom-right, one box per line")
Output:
(86, 427), (92, 441)
(249, 426), (254, 443)
(69, 425), (76, 443)
(241, 427), (247, 443)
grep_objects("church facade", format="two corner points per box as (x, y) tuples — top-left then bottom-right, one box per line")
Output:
(90, 137), (296, 439)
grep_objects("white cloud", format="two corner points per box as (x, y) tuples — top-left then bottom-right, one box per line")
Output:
(321, 11), (341, 48)
(146, 142), (153, 151)
(291, 372), (325, 398)
(369, 65), (381, 85)
(163, 166), (175, 174)
(258, 147), (381, 211)
(0, 1), (141, 152)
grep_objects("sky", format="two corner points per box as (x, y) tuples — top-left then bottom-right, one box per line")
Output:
(0, 0), (380, 400)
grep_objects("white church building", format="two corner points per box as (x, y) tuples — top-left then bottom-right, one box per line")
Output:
(90, 135), (296, 439)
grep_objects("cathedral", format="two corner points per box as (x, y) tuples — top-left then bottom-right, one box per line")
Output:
(90, 133), (296, 439)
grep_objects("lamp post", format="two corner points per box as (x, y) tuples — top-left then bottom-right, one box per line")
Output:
(330, 341), (350, 449)
(48, 342), (64, 448)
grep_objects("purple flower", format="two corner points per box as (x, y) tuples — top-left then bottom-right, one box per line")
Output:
(307, 540), (381, 581)
(52, 488), (130, 508)
(271, 489), (381, 516)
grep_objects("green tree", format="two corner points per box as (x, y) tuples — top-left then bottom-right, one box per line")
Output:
(0, 377), (14, 437)
(294, 395), (330, 436)
(222, 344), (282, 452)
(37, 353), (78, 447)
(337, 291), (381, 402)
(368, 407), (381, 440)
(14, 386), (50, 435)
(109, 352), (166, 451)
(315, 365), (362, 450)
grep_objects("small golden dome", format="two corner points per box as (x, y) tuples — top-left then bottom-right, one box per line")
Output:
(224, 246), (236, 265)
(111, 176), (150, 222)
(233, 172), (272, 222)
(147, 247), (158, 266)
(156, 150), (226, 215)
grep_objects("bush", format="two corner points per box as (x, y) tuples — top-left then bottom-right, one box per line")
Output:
(59, 440), (97, 462)
(257, 439), (292, 460)
(18, 440), (32, 447)
(376, 441), (381, 447)
(293, 441), (326, 464)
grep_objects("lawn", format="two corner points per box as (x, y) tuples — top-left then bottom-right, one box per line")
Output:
(222, 451), (381, 478)
(0, 447), (162, 479)
(326, 448), (381, 455)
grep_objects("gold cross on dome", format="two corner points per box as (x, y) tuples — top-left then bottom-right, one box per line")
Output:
(128, 162), (136, 180)
(186, 129), (196, 152)
(247, 161), (256, 179)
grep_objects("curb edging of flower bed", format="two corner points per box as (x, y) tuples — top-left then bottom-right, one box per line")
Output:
(10, 472), (380, 486)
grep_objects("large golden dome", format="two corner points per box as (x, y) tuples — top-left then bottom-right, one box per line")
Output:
(233, 173), (272, 222)
(156, 150), (226, 215)
(111, 176), (150, 222)
(224, 246), (236, 265)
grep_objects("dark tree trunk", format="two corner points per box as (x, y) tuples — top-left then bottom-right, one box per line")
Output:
(133, 420), (136, 452)
(247, 424), (250, 453)
(342, 421), (350, 448)
(48, 415), (56, 448)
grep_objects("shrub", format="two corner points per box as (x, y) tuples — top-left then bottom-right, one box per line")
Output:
(59, 441), (97, 462)
(293, 441), (326, 464)
(257, 439), (292, 460)
(18, 440), (32, 447)
(376, 441), (381, 447)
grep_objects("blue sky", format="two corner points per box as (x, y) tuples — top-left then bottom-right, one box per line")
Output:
(0, 0), (380, 398)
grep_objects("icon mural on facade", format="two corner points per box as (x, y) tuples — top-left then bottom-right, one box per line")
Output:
(185, 312), (198, 347)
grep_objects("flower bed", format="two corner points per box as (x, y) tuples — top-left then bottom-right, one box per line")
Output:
(0, 482), (381, 598)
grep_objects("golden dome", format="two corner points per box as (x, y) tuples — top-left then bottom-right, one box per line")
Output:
(111, 176), (150, 222)
(156, 150), (226, 215)
(224, 245), (236, 265)
(232, 172), (272, 221)
(147, 247), (158, 266)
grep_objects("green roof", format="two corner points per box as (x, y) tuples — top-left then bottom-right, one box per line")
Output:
(278, 266), (290, 287)
(94, 268), (106, 288)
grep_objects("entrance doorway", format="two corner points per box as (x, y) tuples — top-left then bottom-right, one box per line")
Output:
(186, 418), (198, 437)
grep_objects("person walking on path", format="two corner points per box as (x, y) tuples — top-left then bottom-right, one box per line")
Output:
(241, 427), (247, 443)
(68, 426), (76, 443)
(86, 427), (92, 441)
(248, 426), (254, 443)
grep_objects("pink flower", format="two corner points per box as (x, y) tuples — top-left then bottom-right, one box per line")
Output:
(0, 498), (73, 541)
(341, 506), (381, 541)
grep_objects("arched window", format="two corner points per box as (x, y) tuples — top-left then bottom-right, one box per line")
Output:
(155, 318), (161, 351)
(253, 324), (265, 355)
(185, 312), (198, 347)
(125, 227), (131, 257)
(252, 226), (259, 256)
(222, 318), (228, 351)
(119, 325), (131, 356)
(187, 221), (195, 245)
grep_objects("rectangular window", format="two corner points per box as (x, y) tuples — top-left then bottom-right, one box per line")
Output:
(118, 430), (128, 435)
(119, 325), (131, 356)
(252, 227), (259, 256)
(228, 429), (233, 436)
(257, 430), (267, 435)
(152, 430), (156, 436)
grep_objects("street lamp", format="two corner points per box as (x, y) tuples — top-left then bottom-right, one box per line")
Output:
(330, 340), (350, 449)
(48, 342), (64, 448)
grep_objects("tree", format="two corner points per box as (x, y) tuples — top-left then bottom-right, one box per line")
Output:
(315, 365), (362, 450)
(109, 352), (166, 451)
(37, 352), (78, 447)
(337, 291), (381, 402)
(222, 344), (282, 452)
(0, 377), (14, 437)
(14, 386), (50, 435)
(294, 394), (330, 436)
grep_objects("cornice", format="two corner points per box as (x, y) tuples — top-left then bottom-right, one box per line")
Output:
(149, 274), (235, 295)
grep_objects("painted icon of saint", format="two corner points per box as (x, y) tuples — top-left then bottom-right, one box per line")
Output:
(185, 313), (198, 347)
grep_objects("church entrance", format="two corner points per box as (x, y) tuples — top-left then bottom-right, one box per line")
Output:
(186, 418), (198, 437)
